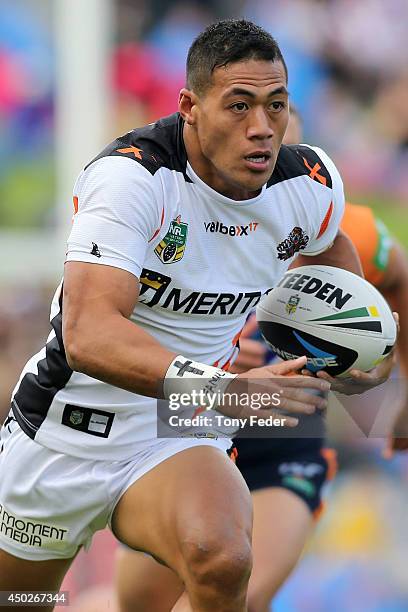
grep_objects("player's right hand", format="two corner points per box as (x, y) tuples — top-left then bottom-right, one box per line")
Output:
(229, 338), (267, 373)
(221, 356), (330, 427)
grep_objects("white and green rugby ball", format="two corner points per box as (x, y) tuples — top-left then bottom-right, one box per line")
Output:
(256, 265), (397, 377)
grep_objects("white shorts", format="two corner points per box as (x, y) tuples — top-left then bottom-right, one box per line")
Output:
(0, 421), (230, 561)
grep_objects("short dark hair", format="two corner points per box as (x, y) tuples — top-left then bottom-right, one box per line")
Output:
(186, 19), (287, 95)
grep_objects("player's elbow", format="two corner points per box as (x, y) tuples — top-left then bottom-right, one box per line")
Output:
(63, 322), (95, 372)
(64, 336), (87, 372)
(63, 310), (96, 372)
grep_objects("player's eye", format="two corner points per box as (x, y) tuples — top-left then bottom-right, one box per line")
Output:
(269, 101), (285, 112)
(230, 102), (249, 112)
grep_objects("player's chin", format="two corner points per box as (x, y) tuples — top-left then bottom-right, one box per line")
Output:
(241, 169), (271, 192)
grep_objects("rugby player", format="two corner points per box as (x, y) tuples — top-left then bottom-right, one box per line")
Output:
(113, 108), (405, 612)
(0, 20), (392, 612)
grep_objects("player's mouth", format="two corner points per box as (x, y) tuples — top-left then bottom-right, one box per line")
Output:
(244, 151), (272, 171)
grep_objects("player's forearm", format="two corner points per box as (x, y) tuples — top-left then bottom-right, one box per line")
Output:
(64, 314), (177, 398)
(294, 230), (363, 276)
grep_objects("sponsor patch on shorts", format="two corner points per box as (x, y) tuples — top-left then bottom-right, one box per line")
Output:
(62, 405), (114, 438)
(0, 503), (69, 550)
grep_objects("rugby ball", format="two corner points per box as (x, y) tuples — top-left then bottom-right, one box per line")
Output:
(256, 265), (397, 377)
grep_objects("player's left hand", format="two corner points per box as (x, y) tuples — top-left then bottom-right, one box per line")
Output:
(309, 351), (396, 395)
(303, 312), (399, 395)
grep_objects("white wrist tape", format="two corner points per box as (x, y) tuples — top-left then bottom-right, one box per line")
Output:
(163, 355), (237, 409)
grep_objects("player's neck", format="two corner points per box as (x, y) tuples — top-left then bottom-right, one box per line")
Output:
(183, 124), (261, 201)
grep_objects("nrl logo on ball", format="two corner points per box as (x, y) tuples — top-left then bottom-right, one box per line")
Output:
(285, 294), (301, 315)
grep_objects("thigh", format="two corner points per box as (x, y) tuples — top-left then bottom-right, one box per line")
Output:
(0, 425), (110, 562)
(115, 547), (183, 612)
(0, 548), (75, 612)
(111, 443), (252, 579)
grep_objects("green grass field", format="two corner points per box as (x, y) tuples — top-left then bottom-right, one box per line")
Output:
(349, 194), (408, 248)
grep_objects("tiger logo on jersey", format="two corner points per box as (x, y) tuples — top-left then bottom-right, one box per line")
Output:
(155, 215), (188, 264)
(277, 227), (309, 261)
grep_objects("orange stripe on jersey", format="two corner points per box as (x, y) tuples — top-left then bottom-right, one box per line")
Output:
(320, 447), (338, 481)
(73, 196), (79, 215)
(316, 201), (333, 239)
(228, 446), (238, 463)
(232, 327), (244, 346)
(116, 146), (143, 159)
(312, 448), (338, 522)
(148, 205), (165, 243)
(192, 406), (206, 418)
(313, 501), (325, 522)
(302, 157), (327, 186)
(221, 359), (232, 372)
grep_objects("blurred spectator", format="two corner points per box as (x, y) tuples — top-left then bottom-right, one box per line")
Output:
(0, 284), (53, 423)
(240, 0), (408, 197)
(0, 0), (53, 227)
(1, 0), (407, 230)
(113, 1), (218, 123)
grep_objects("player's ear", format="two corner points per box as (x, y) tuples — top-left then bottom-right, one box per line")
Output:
(179, 88), (197, 125)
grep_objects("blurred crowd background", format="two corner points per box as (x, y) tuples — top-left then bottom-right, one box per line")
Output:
(0, 1), (408, 610)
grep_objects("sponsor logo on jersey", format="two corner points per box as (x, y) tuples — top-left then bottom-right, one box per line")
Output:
(155, 215), (188, 264)
(204, 221), (259, 237)
(90, 242), (101, 258)
(69, 409), (84, 426)
(276, 271), (353, 310)
(62, 405), (114, 438)
(3, 414), (16, 434)
(277, 227), (309, 261)
(139, 268), (271, 315)
(139, 269), (172, 307)
(285, 294), (301, 315)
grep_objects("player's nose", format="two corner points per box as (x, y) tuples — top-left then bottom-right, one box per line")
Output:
(246, 107), (274, 140)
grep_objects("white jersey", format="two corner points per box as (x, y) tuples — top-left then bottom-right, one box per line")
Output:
(10, 113), (344, 460)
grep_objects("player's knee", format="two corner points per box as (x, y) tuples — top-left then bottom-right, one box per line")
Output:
(181, 531), (252, 595)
